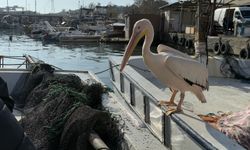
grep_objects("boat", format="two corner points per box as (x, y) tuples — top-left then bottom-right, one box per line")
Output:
(78, 21), (107, 33)
(0, 55), (112, 149)
(108, 55), (250, 149)
(28, 21), (57, 40)
(0, 54), (168, 150)
(58, 27), (101, 43)
(2, 53), (248, 149)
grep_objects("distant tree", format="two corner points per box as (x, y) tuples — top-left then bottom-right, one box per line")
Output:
(88, 2), (96, 9)
(107, 5), (119, 18)
(133, 0), (168, 14)
(125, 4), (140, 14)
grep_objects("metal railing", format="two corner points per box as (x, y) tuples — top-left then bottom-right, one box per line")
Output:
(0, 55), (38, 69)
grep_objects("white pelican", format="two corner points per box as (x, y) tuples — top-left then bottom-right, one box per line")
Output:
(120, 19), (209, 115)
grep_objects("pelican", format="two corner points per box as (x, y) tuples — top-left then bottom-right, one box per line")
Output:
(120, 19), (208, 115)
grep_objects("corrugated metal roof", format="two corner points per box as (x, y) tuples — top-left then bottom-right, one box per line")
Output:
(224, 0), (250, 6)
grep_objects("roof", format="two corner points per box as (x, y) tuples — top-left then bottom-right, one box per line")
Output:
(224, 0), (250, 6)
(111, 23), (125, 27)
(159, 1), (197, 11)
(160, 0), (250, 11)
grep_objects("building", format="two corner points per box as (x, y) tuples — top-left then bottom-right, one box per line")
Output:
(160, 1), (196, 34)
(124, 14), (161, 42)
(94, 6), (107, 16)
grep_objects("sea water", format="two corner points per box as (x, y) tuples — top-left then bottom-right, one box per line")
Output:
(0, 30), (132, 87)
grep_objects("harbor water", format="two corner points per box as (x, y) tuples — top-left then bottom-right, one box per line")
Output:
(0, 30), (136, 87)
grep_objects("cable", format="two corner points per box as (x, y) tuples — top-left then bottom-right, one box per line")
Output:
(94, 64), (120, 75)
(94, 63), (151, 75)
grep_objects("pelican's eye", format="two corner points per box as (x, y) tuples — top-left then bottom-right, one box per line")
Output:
(137, 26), (140, 30)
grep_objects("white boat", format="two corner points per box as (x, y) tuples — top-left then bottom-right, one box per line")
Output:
(78, 22), (107, 32)
(58, 27), (101, 43)
(108, 55), (250, 149)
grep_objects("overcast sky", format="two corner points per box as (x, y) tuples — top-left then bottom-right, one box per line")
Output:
(1, 0), (135, 13)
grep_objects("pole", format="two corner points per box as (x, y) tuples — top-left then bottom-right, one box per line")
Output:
(7, 0), (9, 13)
(25, 0), (27, 11)
(209, 0), (216, 35)
(195, 0), (208, 65)
(35, 0), (37, 13)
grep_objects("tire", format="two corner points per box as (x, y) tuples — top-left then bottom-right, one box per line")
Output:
(220, 43), (229, 55)
(179, 38), (186, 46)
(172, 35), (178, 44)
(185, 39), (193, 49)
(213, 42), (221, 55)
(239, 48), (250, 59)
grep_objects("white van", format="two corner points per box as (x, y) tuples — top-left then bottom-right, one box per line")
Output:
(214, 6), (250, 36)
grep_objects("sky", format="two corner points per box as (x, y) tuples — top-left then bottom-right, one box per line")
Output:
(1, 0), (135, 13)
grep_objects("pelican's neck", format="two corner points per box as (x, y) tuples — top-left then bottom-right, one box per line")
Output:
(142, 28), (154, 58)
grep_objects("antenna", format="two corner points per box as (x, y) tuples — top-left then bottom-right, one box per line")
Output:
(51, 0), (55, 13)
(35, 0), (37, 13)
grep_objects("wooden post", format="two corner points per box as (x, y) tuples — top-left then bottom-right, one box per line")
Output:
(195, 0), (208, 65)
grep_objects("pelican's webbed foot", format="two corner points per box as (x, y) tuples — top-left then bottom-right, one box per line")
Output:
(165, 108), (183, 116)
(157, 100), (177, 106)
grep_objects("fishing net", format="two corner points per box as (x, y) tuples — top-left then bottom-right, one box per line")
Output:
(20, 64), (124, 150)
(199, 107), (250, 149)
(216, 107), (250, 149)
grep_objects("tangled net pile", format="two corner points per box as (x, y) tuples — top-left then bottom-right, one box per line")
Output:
(19, 64), (124, 150)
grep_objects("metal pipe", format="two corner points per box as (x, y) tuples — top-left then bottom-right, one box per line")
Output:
(88, 131), (109, 150)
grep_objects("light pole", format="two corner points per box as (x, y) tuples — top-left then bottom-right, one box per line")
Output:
(7, 0), (9, 13)
(25, 0), (27, 11)
(35, 0), (37, 13)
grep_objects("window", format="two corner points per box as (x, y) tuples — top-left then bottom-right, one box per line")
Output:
(241, 10), (250, 18)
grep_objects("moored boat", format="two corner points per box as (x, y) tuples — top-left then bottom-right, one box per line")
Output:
(58, 27), (101, 43)
(0, 55), (167, 150)
(109, 55), (249, 149)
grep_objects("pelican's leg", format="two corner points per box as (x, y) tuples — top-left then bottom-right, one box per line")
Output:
(158, 90), (178, 106)
(165, 92), (184, 115)
(176, 92), (185, 112)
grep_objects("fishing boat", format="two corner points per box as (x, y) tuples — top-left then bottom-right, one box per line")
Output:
(0, 55), (168, 150)
(108, 55), (250, 149)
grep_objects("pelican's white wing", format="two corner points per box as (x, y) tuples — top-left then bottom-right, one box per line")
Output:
(164, 54), (209, 90)
(157, 44), (191, 59)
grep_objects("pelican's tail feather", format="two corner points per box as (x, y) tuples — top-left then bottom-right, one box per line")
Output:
(191, 85), (207, 103)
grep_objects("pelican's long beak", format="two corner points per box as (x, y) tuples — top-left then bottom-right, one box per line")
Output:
(120, 31), (142, 72)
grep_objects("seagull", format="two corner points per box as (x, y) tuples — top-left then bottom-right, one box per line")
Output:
(120, 19), (209, 115)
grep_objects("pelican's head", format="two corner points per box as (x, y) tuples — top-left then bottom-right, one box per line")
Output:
(120, 19), (152, 72)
